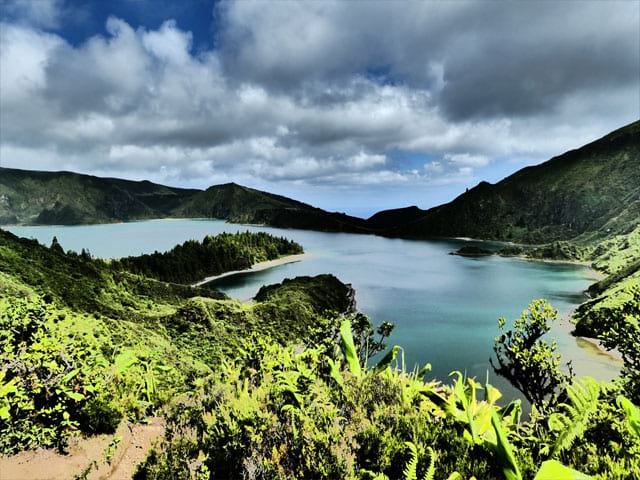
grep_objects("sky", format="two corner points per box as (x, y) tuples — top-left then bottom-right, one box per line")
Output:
(1, 0), (639, 217)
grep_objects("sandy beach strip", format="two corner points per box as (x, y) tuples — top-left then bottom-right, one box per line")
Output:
(555, 311), (623, 363)
(192, 253), (312, 287)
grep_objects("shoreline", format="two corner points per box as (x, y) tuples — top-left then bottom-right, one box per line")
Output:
(192, 253), (312, 287)
(555, 310), (623, 364)
(501, 254), (606, 281)
(575, 335), (623, 362)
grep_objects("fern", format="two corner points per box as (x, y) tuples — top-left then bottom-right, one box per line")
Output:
(548, 377), (601, 457)
(423, 446), (435, 480)
(402, 443), (436, 480)
(403, 441), (419, 480)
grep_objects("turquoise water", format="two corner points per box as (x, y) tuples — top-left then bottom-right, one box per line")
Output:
(7, 219), (620, 401)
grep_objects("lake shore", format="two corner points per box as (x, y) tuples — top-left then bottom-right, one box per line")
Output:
(555, 309), (623, 369)
(192, 253), (312, 287)
(517, 256), (606, 281)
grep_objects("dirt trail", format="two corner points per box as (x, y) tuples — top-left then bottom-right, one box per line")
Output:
(0, 418), (164, 480)
(107, 418), (164, 480)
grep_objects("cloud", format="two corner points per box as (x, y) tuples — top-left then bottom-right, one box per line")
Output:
(443, 154), (489, 169)
(216, 1), (639, 119)
(1, 0), (65, 29)
(0, 1), (638, 212)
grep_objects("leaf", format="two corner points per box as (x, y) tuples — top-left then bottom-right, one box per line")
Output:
(61, 368), (80, 384)
(551, 378), (601, 457)
(490, 410), (522, 480)
(423, 446), (436, 480)
(0, 376), (19, 398)
(533, 460), (593, 480)
(65, 391), (85, 402)
(417, 363), (432, 378)
(484, 382), (502, 405)
(0, 406), (10, 421)
(340, 319), (361, 377)
(327, 358), (344, 387)
(371, 345), (399, 376)
(617, 395), (640, 438)
(113, 351), (138, 375)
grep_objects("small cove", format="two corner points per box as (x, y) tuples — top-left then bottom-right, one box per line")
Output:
(7, 218), (621, 402)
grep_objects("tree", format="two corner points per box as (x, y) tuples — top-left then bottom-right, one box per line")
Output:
(49, 236), (64, 255)
(491, 299), (572, 408)
(347, 313), (395, 364)
(602, 287), (640, 403)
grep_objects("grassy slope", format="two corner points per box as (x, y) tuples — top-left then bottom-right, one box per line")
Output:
(0, 226), (355, 363)
(572, 226), (640, 336)
(0, 228), (224, 319)
(0, 228), (355, 454)
(0, 168), (198, 225)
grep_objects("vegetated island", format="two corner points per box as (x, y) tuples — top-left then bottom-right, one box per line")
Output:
(450, 245), (494, 256)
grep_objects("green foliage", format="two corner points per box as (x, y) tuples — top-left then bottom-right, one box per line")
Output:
(492, 300), (573, 408)
(113, 231), (303, 284)
(402, 442), (435, 480)
(135, 327), (521, 480)
(0, 297), (106, 452)
(254, 274), (356, 320)
(341, 318), (362, 377)
(593, 288), (640, 403)
(0, 293), (212, 454)
(574, 271), (640, 338)
(0, 228), (225, 319)
(533, 460), (593, 480)
(548, 378), (602, 457)
(76, 394), (123, 434)
(617, 395), (640, 438)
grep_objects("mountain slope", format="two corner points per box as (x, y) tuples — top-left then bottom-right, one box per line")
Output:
(380, 120), (640, 243)
(0, 169), (371, 232)
(0, 168), (199, 225)
(174, 182), (371, 232)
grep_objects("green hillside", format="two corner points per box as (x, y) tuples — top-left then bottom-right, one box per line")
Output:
(381, 120), (640, 244)
(0, 168), (199, 225)
(173, 182), (371, 233)
(0, 227), (356, 455)
(0, 169), (370, 233)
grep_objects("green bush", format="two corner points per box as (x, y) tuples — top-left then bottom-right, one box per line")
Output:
(76, 394), (123, 434)
(0, 297), (106, 452)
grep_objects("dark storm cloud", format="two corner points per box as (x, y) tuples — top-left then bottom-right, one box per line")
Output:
(217, 1), (639, 119)
(436, 3), (640, 119)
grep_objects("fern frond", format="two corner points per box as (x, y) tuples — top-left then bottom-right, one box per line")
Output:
(422, 446), (435, 480)
(403, 441), (418, 480)
(550, 377), (601, 457)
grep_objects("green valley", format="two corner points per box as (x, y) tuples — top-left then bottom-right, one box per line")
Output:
(1, 122), (639, 479)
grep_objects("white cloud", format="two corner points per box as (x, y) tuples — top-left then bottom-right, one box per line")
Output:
(2, 0), (64, 29)
(443, 154), (490, 168)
